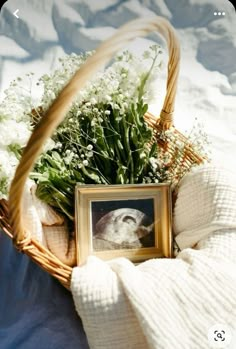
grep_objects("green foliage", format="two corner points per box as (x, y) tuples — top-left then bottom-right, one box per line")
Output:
(32, 47), (164, 221)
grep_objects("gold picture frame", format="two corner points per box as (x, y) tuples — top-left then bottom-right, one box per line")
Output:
(75, 184), (172, 265)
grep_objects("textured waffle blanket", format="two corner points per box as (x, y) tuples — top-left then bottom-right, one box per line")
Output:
(71, 165), (236, 349)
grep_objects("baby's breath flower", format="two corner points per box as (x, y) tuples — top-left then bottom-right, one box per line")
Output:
(90, 98), (97, 104)
(113, 104), (120, 110)
(86, 151), (93, 158)
(91, 119), (96, 126)
(0, 47), (209, 223)
(105, 95), (112, 102)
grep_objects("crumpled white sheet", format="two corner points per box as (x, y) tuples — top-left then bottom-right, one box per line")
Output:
(20, 165), (236, 348)
(70, 165), (236, 349)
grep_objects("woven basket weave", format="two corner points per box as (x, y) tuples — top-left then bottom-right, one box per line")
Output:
(0, 16), (205, 290)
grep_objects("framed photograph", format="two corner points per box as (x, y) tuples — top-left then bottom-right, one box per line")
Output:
(75, 184), (172, 264)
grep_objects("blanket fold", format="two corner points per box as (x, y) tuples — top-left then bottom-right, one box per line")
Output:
(71, 166), (236, 349)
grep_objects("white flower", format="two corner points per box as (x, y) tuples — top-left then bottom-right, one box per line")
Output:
(91, 119), (96, 126)
(146, 177), (152, 183)
(0, 120), (31, 147)
(150, 157), (159, 170)
(87, 144), (93, 150)
(105, 95), (112, 102)
(43, 138), (55, 152)
(140, 152), (146, 159)
(90, 98), (97, 104)
(0, 149), (19, 198)
(83, 160), (88, 166)
(87, 151), (93, 158)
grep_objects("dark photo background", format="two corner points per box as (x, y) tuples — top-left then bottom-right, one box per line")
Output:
(91, 198), (155, 234)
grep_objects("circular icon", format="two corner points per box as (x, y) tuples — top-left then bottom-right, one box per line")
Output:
(208, 324), (232, 348)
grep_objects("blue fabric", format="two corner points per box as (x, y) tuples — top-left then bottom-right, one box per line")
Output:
(0, 230), (89, 349)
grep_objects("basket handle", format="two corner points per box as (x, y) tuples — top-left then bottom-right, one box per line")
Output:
(9, 16), (180, 244)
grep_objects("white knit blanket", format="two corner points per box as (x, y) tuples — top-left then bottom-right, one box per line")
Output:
(71, 165), (236, 349)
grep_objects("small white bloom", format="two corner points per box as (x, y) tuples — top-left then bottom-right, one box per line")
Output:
(87, 151), (93, 158)
(91, 119), (96, 126)
(113, 104), (120, 110)
(105, 95), (112, 102)
(83, 160), (88, 166)
(87, 144), (93, 150)
(43, 138), (55, 152)
(90, 98), (97, 104)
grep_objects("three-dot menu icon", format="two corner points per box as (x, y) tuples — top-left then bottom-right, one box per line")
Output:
(214, 11), (226, 16)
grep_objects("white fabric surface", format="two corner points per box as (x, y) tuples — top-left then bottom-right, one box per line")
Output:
(71, 165), (236, 349)
(174, 165), (236, 249)
(21, 180), (76, 266)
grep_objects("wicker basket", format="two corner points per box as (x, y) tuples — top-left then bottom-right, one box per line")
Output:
(0, 16), (205, 290)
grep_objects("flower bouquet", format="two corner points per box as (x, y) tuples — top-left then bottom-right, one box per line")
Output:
(0, 48), (208, 227)
(0, 17), (208, 288)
